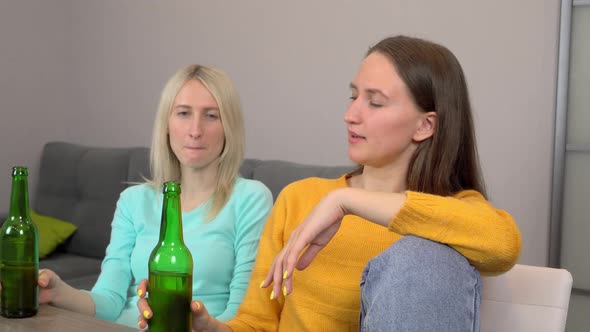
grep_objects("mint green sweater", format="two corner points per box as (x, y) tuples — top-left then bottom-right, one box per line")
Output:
(88, 178), (272, 327)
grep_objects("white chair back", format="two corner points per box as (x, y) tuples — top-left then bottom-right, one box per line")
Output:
(480, 264), (573, 332)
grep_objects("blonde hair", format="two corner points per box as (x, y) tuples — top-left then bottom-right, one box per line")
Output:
(147, 64), (245, 220)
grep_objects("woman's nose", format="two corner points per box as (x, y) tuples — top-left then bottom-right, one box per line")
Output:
(188, 118), (202, 138)
(344, 100), (361, 124)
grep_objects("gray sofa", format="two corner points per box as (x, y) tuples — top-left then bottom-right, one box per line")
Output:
(34, 141), (353, 290)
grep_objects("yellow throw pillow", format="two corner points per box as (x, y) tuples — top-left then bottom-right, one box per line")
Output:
(30, 210), (77, 258)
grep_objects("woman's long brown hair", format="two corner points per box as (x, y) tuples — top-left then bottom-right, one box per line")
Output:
(368, 35), (486, 197)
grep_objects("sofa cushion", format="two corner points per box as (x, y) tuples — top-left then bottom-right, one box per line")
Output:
(239, 158), (260, 180)
(39, 252), (102, 281)
(250, 160), (355, 200)
(31, 210), (77, 258)
(34, 142), (148, 259)
(66, 274), (100, 291)
(127, 147), (151, 183)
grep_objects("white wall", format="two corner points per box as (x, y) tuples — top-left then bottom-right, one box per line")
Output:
(0, 0), (561, 266)
(0, 0), (74, 214)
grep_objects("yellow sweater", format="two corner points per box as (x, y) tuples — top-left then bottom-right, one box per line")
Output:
(227, 176), (521, 332)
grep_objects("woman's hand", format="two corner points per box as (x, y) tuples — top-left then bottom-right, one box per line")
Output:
(0, 268), (62, 305)
(261, 190), (347, 299)
(0, 268), (64, 305)
(1, 268), (95, 315)
(37, 269), (64, 304)
(136, 279), (222, 332)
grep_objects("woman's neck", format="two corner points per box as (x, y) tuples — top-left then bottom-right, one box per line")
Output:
(179, 165), (218, 212)
(349, 162), (408, 193)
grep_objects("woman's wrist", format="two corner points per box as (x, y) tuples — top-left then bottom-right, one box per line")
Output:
(327, 188), (352, 216)
(48, 275), (66, 306)
(50, 278), (95, 316)
(205, 316), (232, 332)
(335, 188), (407, 228)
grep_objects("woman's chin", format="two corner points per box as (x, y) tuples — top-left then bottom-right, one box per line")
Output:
(347, 151), (366, 165)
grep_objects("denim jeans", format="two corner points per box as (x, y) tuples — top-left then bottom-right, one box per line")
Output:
(359, 235), (481, 332)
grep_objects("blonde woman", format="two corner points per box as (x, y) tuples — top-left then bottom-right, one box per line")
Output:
(23, 65), (273, 328)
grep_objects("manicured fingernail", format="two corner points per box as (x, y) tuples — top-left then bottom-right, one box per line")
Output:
(195, 302), (200, 310)
(270, 290), (275, 300)
(259, 280), (265, 288)
(143, 310), (150, 319)
(283, 285), (287, 296)
(283, 270), (288, 279)
(137, 289), (143, 297)
(138, 321), (142, 328)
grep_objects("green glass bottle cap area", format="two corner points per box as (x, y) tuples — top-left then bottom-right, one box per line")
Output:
(163, 181), (181, 194)
(12, 166), (28, 176)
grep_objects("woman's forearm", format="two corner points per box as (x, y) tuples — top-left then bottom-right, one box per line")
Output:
(337, 188), (407, 227)
(51, 280), (96, 316)
(198, 317), (233, 332)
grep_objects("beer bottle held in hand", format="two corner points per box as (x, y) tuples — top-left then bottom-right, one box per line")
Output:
(0, 166), (39, 318)
(148, 181), (193, 332)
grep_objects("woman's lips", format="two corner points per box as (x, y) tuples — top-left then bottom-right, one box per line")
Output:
(348, 131), (365, 144)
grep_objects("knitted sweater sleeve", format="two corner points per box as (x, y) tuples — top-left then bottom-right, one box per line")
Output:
(389, 190), (521, 275)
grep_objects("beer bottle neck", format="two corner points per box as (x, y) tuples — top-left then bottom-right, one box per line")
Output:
(158, 192), (184, 245)
(8, 174), (31, 220)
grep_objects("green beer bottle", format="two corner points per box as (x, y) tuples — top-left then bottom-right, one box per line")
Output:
(148, 181), (193, 331)
(0, 166), (39, 318)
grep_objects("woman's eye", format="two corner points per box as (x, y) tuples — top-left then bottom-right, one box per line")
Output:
(349, 95), (358, 101)
(206, 113), (219, 120)
(369, 101), (383, 108)
(177, 111), (189, 117)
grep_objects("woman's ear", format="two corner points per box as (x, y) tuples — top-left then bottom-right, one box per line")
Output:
(413, 112), (436, 142)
